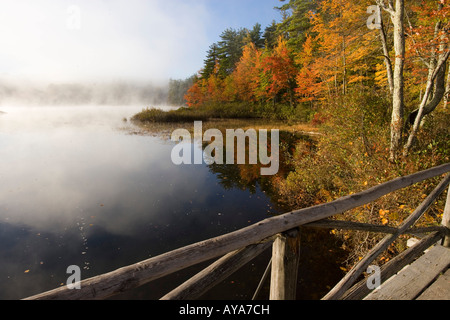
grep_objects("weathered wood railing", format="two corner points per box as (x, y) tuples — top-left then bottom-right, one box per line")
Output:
(24, 163), (450, 300)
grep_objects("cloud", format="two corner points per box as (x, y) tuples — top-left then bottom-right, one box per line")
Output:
(0, 0), (209, 84)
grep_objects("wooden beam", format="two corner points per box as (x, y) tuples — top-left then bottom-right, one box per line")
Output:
(305, 219), (448, 236)
(442, 185), (450, 247)
(270, 229), (301, 300)
(305, 219), (398, 234)
(160, 241), (272, 300)
(24, 164), (450, 300)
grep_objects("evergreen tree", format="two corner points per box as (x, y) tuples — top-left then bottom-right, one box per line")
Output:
(276, 0), (319, 50)
(201, 43), (220, 79)
(247, 23), (265, 49)
(263, 21), (279, 49)
(216, 28), (248, 77)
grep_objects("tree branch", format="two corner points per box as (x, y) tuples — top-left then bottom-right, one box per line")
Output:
(377, 0), (395, 16)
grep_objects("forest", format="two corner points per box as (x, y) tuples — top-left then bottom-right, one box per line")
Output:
(168, 0), (449, 160)
(164, 0), (450, 265)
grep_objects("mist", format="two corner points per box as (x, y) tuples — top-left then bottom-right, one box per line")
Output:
(0, 80), (169, 107)
(0, 0), (210, 98)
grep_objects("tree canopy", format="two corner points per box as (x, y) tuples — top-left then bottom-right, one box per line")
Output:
(181, 0), (450, 158)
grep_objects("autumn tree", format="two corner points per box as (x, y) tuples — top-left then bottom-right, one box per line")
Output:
(295, 34), (324, 102)
(260, 36), (298, 107)
(310, 0), (377, 96)
(184, 77), (206, 108)
(231, 42), (263, 102)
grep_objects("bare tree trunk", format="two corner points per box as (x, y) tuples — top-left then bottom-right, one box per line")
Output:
(377, 0), (405, 162)
(391, 0), (405, 161)
(378, 5), (394, 96)
(444, 65), (450, 110)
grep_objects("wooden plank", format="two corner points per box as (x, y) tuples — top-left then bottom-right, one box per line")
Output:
(417, 268), (450, 300)
(160, 241), (272, 300)
(342, 231), (445, 300)
(270, 229), (301, 300)
(24, 165), (450, 300)
(323, 174), (450, 300)
(305, 219), (447, 236)
(364, 245), (450, 300)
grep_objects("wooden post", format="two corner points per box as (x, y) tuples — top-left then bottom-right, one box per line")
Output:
(442, 185), (450, 247)
(269, 228), (301, 300)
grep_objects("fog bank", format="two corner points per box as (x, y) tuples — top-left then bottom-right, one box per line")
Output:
(0, 80), (168, 106)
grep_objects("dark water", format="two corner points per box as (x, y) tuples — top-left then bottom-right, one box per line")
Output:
(0, 106), (345, 300)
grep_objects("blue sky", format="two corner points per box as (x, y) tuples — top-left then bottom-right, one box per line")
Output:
(203, 0), (281, 41)
(0, 0), (282, 85)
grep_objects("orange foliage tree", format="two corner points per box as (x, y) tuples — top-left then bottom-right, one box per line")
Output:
(260, 36), (298, 107)
(231, 43), (263, 103)
(295, 34), (325, 102)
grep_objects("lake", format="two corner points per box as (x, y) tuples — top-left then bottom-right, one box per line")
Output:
(0, 105), (345, 300)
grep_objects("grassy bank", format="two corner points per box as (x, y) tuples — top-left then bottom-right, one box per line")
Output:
(132, 100), (314, 124)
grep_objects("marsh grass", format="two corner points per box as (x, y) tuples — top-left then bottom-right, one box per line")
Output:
(132, 107), (212, 123)
(132, 100), (315, 125)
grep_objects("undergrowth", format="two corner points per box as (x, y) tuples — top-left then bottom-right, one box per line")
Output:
(274, 92), (450, 269)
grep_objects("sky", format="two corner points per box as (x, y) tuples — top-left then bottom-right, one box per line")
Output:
(0, 0), (282, 86)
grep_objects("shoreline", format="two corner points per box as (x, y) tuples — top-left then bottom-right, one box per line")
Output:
(131, 107), (320, 138)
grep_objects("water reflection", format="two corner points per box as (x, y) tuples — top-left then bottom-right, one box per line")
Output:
(0, 106), (279, 299)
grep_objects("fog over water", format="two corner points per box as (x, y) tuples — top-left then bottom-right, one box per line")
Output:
(0, 105), (277, 299)
(0, 81), (169, 107)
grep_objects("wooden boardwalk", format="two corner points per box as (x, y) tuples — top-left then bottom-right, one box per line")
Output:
(23, 163), (450, 301)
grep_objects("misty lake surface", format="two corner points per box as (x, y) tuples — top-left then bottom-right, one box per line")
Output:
(0, 105), (281, 300)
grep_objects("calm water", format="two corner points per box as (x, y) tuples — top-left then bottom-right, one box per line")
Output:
(0, 105), (283, 300)
(0, 106), (349, 300)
